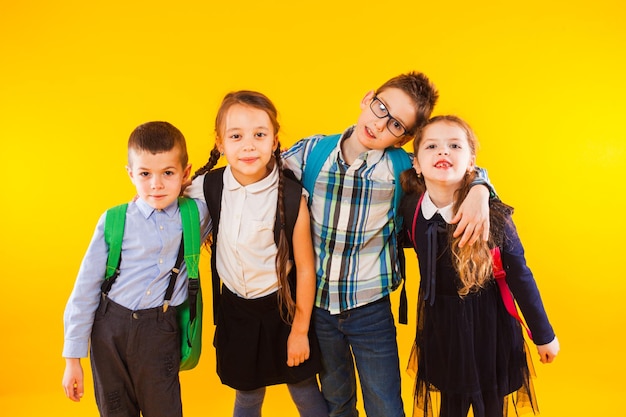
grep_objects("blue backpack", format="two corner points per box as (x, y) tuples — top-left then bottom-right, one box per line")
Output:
(300, 134), (412, 324)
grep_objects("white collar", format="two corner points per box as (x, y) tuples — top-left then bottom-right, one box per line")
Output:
(223, 163), (278, 193)
(421, 191), (455, 224)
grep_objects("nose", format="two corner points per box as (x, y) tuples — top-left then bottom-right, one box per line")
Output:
(242, 136), (256, 151)
(374, 118), (387, 132)
(151, 175), (164, 189)
(438, 146), (449, 155)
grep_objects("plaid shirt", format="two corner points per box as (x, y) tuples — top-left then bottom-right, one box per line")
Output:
(282, 126), (403, 313)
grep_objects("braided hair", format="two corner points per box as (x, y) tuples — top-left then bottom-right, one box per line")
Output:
(193, 91), (296, 323)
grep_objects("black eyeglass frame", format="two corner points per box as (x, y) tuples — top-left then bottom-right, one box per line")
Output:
(369, 95), (408, 138)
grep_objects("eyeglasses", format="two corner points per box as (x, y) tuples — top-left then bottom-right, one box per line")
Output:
(369, 95), (407, 138)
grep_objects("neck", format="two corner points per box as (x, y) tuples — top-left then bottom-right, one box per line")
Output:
(424, 180), (457, 208)
(342, 132), (368, 165)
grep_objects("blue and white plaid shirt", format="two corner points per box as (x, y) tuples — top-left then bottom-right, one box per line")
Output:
(282, 126), (403, 314)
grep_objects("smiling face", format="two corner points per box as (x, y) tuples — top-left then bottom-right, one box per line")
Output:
(217, 103), (278, 186)
(126, 146), (190, 210)
(353, 87), (418, 152)
(414, 119), (475, 189)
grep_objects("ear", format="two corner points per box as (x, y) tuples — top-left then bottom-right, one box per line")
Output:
(360, 90), (376, 110)
(126, 165), (134, 181)
(272, 135), (279, 152)
(183, 163), (192, 181)
(468, 155), (476, 173)
(412, 156), (422, 176)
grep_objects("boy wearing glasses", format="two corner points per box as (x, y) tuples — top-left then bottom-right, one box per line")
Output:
(282, 72), (492, 417)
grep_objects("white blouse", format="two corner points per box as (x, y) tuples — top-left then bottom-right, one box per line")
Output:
(186, 165), (286, 299)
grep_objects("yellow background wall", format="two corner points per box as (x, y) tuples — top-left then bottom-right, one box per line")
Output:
(1, 1), (624, 415)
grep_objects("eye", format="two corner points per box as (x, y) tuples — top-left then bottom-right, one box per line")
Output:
(425, 144), (436, 149)
(390, 119), (404, 131)
(139, 171), (150, 177)
(164, 170), (175, 176)
(255, 132), (267, 138)
(450, 143), (461, 149)
(229, 134), (241, 140)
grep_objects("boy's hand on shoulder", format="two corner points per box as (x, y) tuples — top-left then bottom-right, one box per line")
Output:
(62, 358), (84, 402)
(452, 185), (490, 247)
(537, 336), (560, 364)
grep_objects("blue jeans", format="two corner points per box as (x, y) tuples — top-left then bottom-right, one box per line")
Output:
(314, 297), (404, 417)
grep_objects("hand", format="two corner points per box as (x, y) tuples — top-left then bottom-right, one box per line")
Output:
(62, 358), (84, 402)
(451, 185), (490, 247)
(286, 331), (310, 367)
(537, 336), (560, 364)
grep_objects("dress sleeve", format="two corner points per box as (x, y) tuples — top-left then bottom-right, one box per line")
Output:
(500, 216), (556, 345)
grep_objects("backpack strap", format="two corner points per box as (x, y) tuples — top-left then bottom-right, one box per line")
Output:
(491, 247), (533, 340)
(178, 197), (201, 279)
(203, 168), (226, 324)
(301, 134), (341, 200)
(102, 203), (128, 294)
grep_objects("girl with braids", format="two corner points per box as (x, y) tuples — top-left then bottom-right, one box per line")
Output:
(400, 115), (559, 417)
(185, 91), (327, 417)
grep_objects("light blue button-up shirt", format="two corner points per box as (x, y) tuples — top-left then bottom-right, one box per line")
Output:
(63, 198), (210, 358)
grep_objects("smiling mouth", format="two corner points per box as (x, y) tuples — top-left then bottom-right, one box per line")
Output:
(435, 161), (452, 168)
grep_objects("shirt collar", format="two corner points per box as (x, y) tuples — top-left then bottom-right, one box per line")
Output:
(135, 197), (179, 219)
(421, 191), (455, 224)
(223, 163), (278, 193)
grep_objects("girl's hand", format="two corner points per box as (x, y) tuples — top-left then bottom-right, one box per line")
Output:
(537, 336), (560, 364)
(286, 331), (310, 367)
(62, 358), (84, 402)
(451, 185), (490, 247)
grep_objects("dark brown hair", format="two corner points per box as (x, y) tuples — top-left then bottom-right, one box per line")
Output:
(376, 71), (439, 140)
(127, 121), (188, 167)
(193, 91), (296, 323)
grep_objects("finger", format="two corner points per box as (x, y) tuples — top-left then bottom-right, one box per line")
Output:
(458, 224), (475, 248)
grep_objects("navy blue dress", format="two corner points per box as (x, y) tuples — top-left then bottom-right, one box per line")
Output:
(401, 194), (555, 417)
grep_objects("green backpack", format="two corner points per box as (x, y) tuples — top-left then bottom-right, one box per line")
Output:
(103, 197), (203, 371)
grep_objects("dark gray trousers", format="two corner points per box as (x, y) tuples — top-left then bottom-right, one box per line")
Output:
(90, 296), (182, 417)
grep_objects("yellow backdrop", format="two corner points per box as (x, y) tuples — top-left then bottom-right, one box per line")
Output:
(1, 1), (624, 416)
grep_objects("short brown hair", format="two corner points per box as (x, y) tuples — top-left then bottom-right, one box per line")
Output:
(376, 71), (439, 136)
(127, 121), (188, 167)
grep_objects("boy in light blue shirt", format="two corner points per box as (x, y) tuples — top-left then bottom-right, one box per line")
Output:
(62, 121), (210, 417)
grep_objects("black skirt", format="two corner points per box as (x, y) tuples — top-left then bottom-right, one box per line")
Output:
(214, 286), (322, 391)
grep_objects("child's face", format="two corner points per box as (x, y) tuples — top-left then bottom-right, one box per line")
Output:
(217, 104), (278, 186)
(126, 147), (191, 210)
(354, 87), (417, 151)
(413, 121), (475, 187)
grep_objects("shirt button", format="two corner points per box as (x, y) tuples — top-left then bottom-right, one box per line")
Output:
(146, 290), (151, 295)
(159, 258), (163, 264)
(159, 225), (164, 230)
(132, 313), (139, 319)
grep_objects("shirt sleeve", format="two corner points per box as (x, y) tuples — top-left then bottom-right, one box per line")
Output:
(501, 216), (556, 345)
(62, 213), (109, 358)
(471, 166), (498, 199)
(281, 138), (308, 182)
